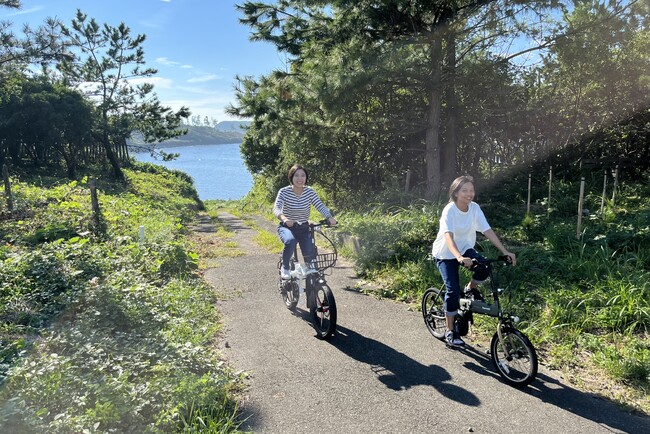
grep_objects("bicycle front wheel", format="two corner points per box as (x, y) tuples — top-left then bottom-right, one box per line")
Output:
(422, 288), (446, 339)
(490, 327), (538, 388)
(310, 283), (337, 339)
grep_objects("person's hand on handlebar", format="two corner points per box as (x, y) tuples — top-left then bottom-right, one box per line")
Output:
(327, 216), (337, 226)
(503, 251), (517, 266)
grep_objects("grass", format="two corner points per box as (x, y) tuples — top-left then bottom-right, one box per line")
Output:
(253, 230), (283, 254)
(0, 163), (248, 433)
(204, 200), (283, 254)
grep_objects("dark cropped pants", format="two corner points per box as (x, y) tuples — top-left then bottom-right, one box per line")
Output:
(436, 248), (490, 314)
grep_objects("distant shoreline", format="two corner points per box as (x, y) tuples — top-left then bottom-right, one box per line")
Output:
(129, 141), (242, 153)
(128, 123), (247, 151)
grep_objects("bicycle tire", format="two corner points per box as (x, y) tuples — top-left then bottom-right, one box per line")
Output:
(280, 279), (299, 310)
(490, 327), (538, 388)
(310, 282), (337, 339)
(422, 288), (446, 339)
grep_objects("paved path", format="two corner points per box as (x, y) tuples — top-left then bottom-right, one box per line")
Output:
(199, 212), (649, 434)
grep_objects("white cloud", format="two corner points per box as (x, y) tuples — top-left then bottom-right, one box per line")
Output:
(6, 6), (44, 17)
(156, 57), (193, 69)
(156, 57), (180, 66)
(164, 98), (240, 121)
(129, 76), (174, 89)
(187, 74), (220, 83)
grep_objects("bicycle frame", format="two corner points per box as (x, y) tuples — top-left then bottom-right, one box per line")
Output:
(460, 257), (519, 357)
(278, 220), (339, 339)
(285, 221), (337, 308)
(422, 255), (538, 387)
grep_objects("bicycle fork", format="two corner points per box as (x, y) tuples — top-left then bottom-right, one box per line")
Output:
(305, 275), (314, 309)
(305, 275), (329, 314)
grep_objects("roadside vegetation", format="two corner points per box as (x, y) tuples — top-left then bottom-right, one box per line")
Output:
(232, 171), (650, 415)
(0, 163), (246, 433)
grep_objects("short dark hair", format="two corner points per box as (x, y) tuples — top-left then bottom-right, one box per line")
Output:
(448, 175), (474, 202)
(288, 164), (309, 184)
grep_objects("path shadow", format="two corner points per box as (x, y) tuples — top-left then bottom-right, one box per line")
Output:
(215, 213), (253, 232)
(323, 325), (481, 406)
(188, 214), (216, 233)
(452, 339), (650, 433)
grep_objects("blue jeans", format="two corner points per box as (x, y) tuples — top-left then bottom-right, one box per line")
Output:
(278, 223), (314, 270)
(436, 248), (490, 314)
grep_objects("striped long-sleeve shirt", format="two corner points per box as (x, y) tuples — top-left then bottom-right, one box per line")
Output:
(273, 186), (332, 222)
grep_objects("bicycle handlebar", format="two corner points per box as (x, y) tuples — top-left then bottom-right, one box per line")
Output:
(470, 255), (513, 266)
(311, 219), (336, 228)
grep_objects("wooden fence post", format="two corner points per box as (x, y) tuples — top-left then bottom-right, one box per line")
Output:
(2, 164), (12, 212)
(600, 169), (607, 216)
(526, 173), (532, 215)
(577, 177), (585, 239)
(611, 164), (619, 206)
(547, 167), (553, 216)
(89, 177), (101, 230)
(404, 169), (411, 194)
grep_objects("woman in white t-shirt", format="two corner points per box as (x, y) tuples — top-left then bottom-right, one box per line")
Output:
(431, 175), (516, 348)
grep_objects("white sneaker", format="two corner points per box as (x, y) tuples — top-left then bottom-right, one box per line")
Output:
(304, 261), (318, 275)
(280, 268), (291, 280)
(445, 330), (465, 348)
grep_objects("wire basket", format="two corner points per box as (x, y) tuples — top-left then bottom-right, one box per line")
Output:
(315, 252), (337, 271)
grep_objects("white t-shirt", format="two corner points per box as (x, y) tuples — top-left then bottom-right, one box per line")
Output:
(431, 201), (491, 259)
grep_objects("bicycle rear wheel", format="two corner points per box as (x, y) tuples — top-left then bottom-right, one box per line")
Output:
(490, 327), (538, 388)
(280, 280), (299, 310)
(422, 288), (446, 339)
(310, 282), (337, 339)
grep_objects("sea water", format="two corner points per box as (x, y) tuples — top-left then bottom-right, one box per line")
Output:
(133, 143), (253, 200)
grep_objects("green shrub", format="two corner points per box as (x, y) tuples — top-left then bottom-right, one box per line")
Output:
(0, 164), (243, 433)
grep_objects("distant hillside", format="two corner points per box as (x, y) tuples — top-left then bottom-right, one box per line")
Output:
(216, 120), (251, 132)
(128, 125), (245, 148)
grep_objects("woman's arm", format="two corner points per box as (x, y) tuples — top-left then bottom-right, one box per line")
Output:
(309, 189), (335, 225)
(483, 229), (517, 265)
(273, 189), (295, 227)
(444, 232), (472, 267)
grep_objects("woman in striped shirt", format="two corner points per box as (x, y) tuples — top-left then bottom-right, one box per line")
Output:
(273, 164), (337, 279)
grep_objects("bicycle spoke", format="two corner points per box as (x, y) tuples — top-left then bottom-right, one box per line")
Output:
(422, 288), (446, 339)
(490, 328), (538, 387)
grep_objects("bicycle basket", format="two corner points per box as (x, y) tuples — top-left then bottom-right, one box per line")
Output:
(315, 252), (337, 270)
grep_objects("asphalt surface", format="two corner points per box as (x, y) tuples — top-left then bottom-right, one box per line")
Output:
(200, 212), (649, 434)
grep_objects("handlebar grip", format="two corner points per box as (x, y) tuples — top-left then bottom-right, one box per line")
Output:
(317, 218), (337, 227)
(498, 255), (512, 264)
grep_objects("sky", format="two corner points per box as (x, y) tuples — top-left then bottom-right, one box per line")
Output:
(0, 0), (287, 122)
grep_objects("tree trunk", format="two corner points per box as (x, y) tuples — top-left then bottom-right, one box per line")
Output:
(442, 28), (458, 185)
(101, 117), (124, 180)
(425, 32), (444, 200)
(122, 137), (130, 161)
